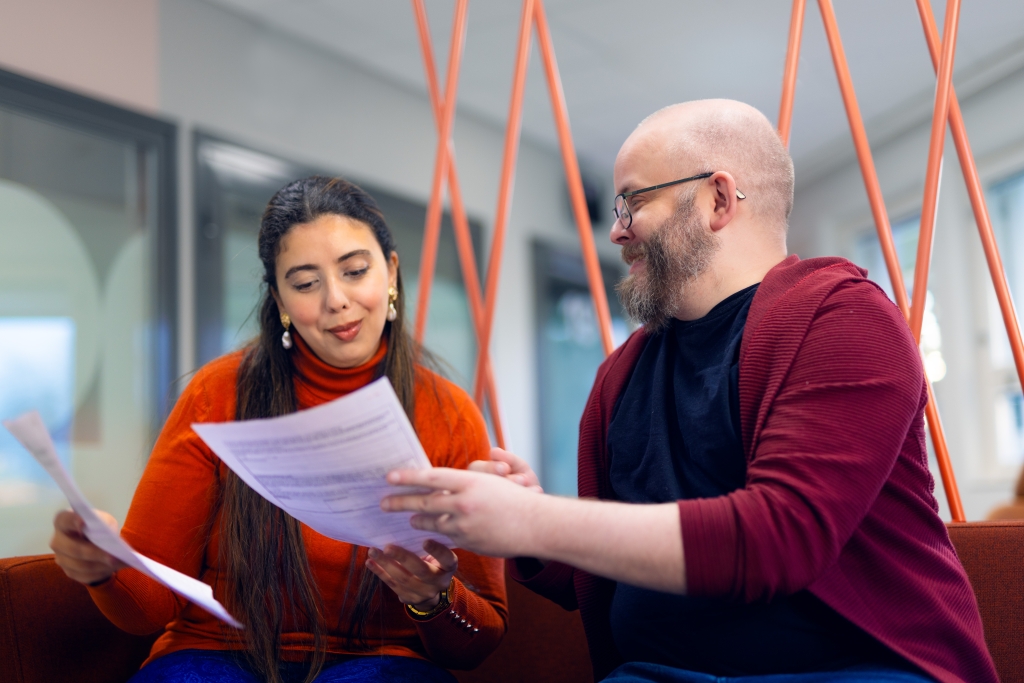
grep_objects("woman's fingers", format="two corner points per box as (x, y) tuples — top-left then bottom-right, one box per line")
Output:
(423, 539), (458, 572)
(366, 542), (457, 608)
(50, 509), (122, 585)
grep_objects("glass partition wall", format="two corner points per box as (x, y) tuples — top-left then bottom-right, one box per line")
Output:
(533, 242), (629, 495)
(0, 70), (176, 556)
(194, 133), (482, 387)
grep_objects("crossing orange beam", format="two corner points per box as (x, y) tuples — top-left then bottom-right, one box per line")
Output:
(534, 0), (614, 357)
(909, 0), (961, 341)
(411, 0), (506, 448)
(414, 0), (468, 344)
(472, 0), (534, 406)
(777, 0), (807, 147)
(915, 0), (1024, 396)
(815, 0), (964, 521)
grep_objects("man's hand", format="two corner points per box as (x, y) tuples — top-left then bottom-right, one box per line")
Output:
(469, 448), (543, 492)
(366, 539), (456, 611)
(50, 510), (127, 586)
(382, 468), (539, 558)
(383, 468), (687, 594)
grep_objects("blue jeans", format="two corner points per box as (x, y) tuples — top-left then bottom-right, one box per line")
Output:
(129, 649), (457, 683)
(604, 662), (935, 683)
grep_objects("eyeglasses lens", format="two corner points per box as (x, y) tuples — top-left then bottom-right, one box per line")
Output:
(614, 195), (630, 228)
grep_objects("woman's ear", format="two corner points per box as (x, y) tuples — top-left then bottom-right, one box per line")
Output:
(388, 251), (399, 288)
(271, 287), (284, 313)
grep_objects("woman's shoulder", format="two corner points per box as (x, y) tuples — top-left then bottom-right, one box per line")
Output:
(176, 349), (247, 418)
(412, 365), (478, 417)
(412, 366), (489, 465)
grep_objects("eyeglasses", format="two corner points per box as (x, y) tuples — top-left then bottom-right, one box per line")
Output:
(613, 172), (746, 230)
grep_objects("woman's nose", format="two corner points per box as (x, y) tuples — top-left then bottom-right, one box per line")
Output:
(324, 276), (350, 312)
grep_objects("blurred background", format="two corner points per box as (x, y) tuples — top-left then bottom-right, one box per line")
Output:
(0, 0), (1022, 556)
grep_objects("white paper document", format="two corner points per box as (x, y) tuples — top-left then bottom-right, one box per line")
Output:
(2, 411), (243, 629)
(192, 377), (449, 555)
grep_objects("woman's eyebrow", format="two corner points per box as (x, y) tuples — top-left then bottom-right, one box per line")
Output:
(337, 249), (371, 263)
(283, 250), (372, 279)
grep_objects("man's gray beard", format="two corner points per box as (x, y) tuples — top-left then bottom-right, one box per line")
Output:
(615, 195), (720, 332)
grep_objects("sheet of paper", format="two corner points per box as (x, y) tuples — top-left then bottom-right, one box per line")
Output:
(192, 377), (450, 554)
(2, 411), (243, 629)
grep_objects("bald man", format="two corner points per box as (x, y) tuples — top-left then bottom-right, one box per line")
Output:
(384, 100), (996, 683)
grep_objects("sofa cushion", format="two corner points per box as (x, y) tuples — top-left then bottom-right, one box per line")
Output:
(947, 521), (1024, 683)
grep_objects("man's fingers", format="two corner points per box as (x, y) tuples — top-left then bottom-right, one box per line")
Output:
(382, 489), (461, 514)
(468, 460), (511, 476)
(386, 466), (475, 491)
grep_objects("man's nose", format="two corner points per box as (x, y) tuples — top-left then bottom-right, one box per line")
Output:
(610, 217), (632, 245)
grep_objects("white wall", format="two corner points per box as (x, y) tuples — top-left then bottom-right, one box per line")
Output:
(159, 0), (622, 472)
(790, 61), (1024, 520)
(0, 0), (158, 112)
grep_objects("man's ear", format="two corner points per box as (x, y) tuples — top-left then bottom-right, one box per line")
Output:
(708, 171), (740, 232)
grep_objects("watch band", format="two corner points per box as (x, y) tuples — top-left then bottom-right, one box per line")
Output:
(405, 577), (455, 619)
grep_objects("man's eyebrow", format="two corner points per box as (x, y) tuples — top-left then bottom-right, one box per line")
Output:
(283, 250), (373, 280)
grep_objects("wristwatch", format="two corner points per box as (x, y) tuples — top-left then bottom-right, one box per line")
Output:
(405, 577), (455, 619)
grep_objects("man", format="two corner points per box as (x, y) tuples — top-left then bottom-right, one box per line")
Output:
(383, 100), (996, 683)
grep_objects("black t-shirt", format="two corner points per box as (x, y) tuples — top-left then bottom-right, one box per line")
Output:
(607, 284), (900, 676)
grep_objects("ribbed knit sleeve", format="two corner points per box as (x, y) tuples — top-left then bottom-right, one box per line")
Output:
(680, 281), (925, 601)
(88, 356), (229, 635)
(409, 375), (508, 669)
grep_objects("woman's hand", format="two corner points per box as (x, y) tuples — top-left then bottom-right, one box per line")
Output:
(50, 509), (126, 586)
(366, 538), (457, 611)
(468, 447), (543, 492)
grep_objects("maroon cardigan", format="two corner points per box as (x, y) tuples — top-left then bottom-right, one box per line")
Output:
(511, 256), (997, 683)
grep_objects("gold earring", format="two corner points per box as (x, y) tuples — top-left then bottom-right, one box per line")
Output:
(387, 287), (398, 322)
(280, 312), (293, 349)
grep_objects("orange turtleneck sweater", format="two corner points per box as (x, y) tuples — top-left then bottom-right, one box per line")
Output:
(87, 334), (507, 670)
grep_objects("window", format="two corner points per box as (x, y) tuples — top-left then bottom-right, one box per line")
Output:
(0, 69), (176, 556)
(534, 242), (630, 495)
(986, 172), (1024, 466)
(853, 214), (946, 383)
(193, 133), (482, 387)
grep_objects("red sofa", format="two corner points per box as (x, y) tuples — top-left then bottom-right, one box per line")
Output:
(2, 522), (1021, 683)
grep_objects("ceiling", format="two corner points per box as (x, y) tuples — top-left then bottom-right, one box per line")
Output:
(202, 0), (1024, 186)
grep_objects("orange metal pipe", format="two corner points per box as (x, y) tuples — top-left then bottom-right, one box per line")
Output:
(472, 0), (535, 406)
(909, 0), (961, 341)
(534, 0), (614, 357)
(411, 0), (506, 447)
(916, 0), (1024, 394)
(816, 0), (964, 521)
(414, 0), (469, 344)
(777, 0), (807, 147)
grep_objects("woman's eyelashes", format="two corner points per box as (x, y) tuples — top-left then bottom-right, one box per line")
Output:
(344, 266), (369, 279)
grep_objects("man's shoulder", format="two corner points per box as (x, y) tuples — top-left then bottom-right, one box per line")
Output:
(748, 255), (877, 331)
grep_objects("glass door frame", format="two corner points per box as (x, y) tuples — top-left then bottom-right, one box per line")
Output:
(0, 67), (178, 426)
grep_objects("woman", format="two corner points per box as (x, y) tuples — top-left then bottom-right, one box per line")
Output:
(49, 176), (507, 683)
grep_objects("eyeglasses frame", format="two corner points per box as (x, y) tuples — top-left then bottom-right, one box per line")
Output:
(613, 172), (746, 230)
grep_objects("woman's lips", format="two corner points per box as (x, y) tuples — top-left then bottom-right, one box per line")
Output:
(328, 320), (362, 342)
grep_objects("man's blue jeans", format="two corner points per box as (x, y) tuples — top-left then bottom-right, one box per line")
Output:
(604, 662), (935, 683)
(128, 649), (457, 683)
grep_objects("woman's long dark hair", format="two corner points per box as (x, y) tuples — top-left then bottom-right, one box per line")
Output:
(220, 176), (420, 683)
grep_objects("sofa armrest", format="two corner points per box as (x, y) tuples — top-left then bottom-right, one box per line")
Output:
(0, 554), (157, 683)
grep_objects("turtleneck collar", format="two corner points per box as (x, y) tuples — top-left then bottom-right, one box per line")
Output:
(290, 330), (387, 407)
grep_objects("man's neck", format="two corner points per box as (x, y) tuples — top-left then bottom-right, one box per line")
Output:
(672, 254), (786, 321)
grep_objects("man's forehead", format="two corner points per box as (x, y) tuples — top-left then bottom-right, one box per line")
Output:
(615, 126), (684, 191)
